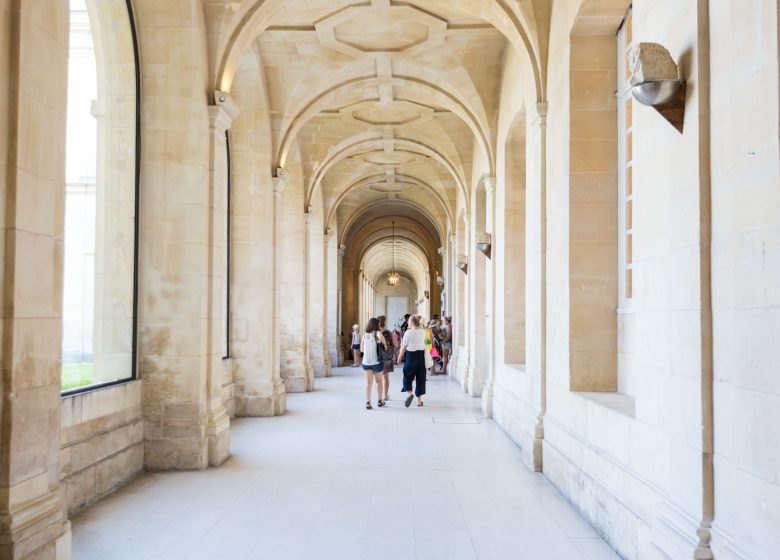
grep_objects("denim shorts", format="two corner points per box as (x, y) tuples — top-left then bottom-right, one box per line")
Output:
(361, 363), (384, 373)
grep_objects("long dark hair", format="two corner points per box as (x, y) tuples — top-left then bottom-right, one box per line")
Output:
(377, 315), (387, 329)
(365, 317), (380, 333)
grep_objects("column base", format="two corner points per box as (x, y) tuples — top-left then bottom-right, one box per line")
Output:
(481, 381), (494, 418)
(206, 401), (231, 467)
(235, 382), (286, 416)
(532, 418), (544, 472)
(0, 487), (70, 560)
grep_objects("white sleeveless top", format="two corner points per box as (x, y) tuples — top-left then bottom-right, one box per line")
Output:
(361, 332), (380, 365)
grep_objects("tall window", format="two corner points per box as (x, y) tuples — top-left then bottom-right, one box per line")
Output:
(62, 0), (139, 393)
(617, 8), (634, 304)
(223, 130), (232, 359)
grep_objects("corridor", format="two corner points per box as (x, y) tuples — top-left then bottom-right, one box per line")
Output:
(71, 368), (620, 560)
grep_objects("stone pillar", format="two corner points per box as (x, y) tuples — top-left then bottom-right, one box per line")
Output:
(203, 95), (239, 466)
(321, 228), (335, 376)
(278, 187), (310, 393)
(468, 181), (489, 398)
(459, 213), (472, 392)
(264, 170), (288, 413)
(336, 244), (346, 365)
(532, 102), (548, 472)
(482, 176), (497, 417)
(304, 209), (323, 384)
(0, 0), (72, 557)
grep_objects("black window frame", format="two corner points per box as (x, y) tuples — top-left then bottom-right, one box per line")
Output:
(62, 0), (142, 397)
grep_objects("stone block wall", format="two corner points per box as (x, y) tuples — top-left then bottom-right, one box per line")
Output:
(60, 382), (144, 514)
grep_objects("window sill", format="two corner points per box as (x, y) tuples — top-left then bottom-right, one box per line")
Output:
(574, 391), (636, 418)
(61, 377), (139, 399)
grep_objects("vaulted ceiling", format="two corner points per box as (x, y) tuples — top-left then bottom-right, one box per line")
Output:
(204, 0), (547, 283)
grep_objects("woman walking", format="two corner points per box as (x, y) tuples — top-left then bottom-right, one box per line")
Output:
(397, 315), (428, 407)
(377, 316), (394, 401)
(350, 324), (361, 367)
(439, 317), (452, 376)
(361, 318), (387, 409)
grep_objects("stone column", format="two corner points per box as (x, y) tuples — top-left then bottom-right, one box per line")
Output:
(303, 208), (321, 386)
(468, 182), (489, 398)
(321, 228), (335, 376)
(336, 244), (346, 365)
(482, 176), (497, 417)
(0, 0), (71, 557)
(459, 213), (472, 392)
(531, 102), (548, 472)
(264, 170), (288, 413)
(203, 95), (239, 465)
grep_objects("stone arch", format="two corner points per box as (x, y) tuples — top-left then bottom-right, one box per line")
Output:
(212, 0), (544, 101)
(329, 190), (451, 245)
(280, 74), (494, 183)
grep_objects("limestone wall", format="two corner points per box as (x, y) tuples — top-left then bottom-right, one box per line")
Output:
(709, 1), (780, 557)
(478, 1), (780, 559)
(228, 49), (285, 417)
(60, 383), (143, 514)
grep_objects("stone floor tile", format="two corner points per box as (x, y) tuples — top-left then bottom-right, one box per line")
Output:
(71, 367), (621, 560)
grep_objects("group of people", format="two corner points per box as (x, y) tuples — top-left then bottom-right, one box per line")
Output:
(349, 314), (452, 410)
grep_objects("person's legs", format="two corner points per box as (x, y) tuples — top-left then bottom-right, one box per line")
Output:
(402, 355), (415, 407)
(353, 347), (360, 366)
(365, 370), (374, 405)
(383, 371), (390, 400)
(441, 348), (450, 375)
(415, 362), (426, 404)
(374, 372), (384, 404)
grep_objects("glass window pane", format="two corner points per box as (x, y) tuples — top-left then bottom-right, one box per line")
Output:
(63, 0), (137, 392)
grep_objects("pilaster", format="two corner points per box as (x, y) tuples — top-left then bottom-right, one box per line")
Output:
(0, 1), (71, 557)
(203, 95), (240, 466)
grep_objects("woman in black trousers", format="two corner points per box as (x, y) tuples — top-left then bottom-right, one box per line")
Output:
(397, 315), (427, 407)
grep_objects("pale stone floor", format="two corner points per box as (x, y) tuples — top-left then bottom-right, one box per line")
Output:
(71, 367), (621, 560)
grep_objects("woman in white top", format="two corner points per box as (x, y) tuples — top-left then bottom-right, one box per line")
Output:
(396, 315), (428, 407)
(361, 317), (387, 409)
(350, 324), (361, 367)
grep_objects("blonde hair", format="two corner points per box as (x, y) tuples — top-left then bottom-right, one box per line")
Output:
(409, 315), (422, 328)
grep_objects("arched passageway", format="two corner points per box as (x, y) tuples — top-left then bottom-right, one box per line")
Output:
(1, 0), (778, 559)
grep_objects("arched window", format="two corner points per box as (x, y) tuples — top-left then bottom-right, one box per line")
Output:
(62, 0), (139, 394)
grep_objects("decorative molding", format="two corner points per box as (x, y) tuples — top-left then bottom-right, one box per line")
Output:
(214, 90), (241, 119)
(272, 168), (289, 195)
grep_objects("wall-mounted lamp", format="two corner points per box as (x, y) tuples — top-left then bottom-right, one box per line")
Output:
(456, 255), (468, 275)
(629, 42), (685, 133)
(436, 276), (445, 288)
(476, 232), (492, 259)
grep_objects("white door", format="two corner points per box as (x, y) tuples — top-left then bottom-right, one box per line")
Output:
(385, 296), (408, 330)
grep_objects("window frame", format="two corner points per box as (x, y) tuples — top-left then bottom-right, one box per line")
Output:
(222, 129), (232, 360)
(616, 9), (635, 312)
(62, 0), (141, 397)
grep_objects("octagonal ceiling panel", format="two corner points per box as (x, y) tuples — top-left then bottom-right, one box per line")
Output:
(315, 3), (447, 58)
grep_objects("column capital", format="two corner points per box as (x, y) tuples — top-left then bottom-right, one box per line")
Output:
(481, 174), (496, 195)
(338, 243), (347, 258)
(273, 168), (289, 195)
(214, 90), (241, 119)
(325, 227), (335, 241)
(531, 101), (548, 128)
(209, 91), (241, 132)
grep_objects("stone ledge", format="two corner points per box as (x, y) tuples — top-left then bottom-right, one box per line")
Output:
(574, 390), (636, 418)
